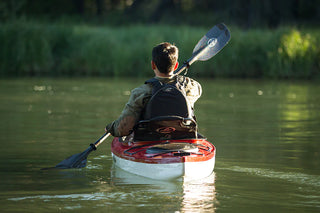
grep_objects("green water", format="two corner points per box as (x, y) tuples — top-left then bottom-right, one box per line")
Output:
(1, 78), (319, 212)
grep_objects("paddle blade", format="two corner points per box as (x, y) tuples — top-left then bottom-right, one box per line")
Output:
(41, 147), (94, 170)
(54, 147), (93, 169)
(41, 133), (110, 170)
(192, 23), (231, 61)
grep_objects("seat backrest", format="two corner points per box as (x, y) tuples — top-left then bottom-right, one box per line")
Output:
(134, 116), (197, 141)
(143, 77), (194, 120)
(134, 77), (197, 141)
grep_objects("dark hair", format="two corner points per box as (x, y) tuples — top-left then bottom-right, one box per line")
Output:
(152, 42), (178, 74)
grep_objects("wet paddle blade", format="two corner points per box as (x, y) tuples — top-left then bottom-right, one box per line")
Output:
(41, 147), (94, 170)
(55, 147), (93, 169)
(192, 23), (231, 61)
(41, 133), (110, 170)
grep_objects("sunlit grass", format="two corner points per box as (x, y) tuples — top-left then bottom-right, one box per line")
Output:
(274, 30), (318, 78)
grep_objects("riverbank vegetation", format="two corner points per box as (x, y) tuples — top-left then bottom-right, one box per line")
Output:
(1, 20), (319, 79)
(1, 0), (319, 79)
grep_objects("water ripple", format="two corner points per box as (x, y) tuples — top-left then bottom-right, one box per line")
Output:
(8, 192), (108, 201)
(222, 166), (320, 188)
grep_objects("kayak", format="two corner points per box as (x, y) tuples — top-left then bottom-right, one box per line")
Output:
(111, 137), (216, 180)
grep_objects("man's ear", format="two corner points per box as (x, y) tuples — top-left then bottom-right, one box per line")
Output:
(174, 62), (179, 71)
(151, 61), (156, 70)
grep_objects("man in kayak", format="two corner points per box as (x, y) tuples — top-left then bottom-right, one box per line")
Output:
(105, 42), (202, 138)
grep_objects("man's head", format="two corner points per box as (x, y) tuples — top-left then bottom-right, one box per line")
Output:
(152, 42), (179, 75)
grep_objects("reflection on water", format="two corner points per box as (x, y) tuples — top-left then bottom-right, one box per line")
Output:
(180, 174), (216, 213)
(111, 166), (217, 213)
(279, 84), (317, 141)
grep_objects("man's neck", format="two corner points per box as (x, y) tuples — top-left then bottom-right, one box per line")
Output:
(154, 69), (174, 78)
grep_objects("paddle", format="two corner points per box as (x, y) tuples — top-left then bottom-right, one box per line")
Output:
(42, 133), (110, 170)
(174, 23), (231, 76)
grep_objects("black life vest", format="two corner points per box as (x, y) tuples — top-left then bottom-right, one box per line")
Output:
(142, 76), (194, 120)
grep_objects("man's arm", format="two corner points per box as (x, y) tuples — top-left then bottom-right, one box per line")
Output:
(105, 84), (151, 137)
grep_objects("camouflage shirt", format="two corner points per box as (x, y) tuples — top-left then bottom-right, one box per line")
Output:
(106, 75), (202, 137)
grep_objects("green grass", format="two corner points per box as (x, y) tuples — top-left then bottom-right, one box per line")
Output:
(1, 20), (319, 79)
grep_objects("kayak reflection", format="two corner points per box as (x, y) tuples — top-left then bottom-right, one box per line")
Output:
(111, 166), (217, 212)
